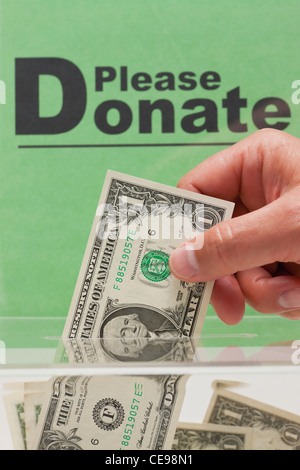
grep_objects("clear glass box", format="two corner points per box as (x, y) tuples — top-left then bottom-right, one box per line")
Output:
(0, 314), (299, 450)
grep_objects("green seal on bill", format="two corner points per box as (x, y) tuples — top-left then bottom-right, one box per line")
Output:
(141, 250), (170, 282)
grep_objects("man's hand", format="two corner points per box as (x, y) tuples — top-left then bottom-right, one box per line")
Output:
(169, 129), (300, 324)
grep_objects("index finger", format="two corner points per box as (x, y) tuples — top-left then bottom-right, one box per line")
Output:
(177, 129), (299, 210)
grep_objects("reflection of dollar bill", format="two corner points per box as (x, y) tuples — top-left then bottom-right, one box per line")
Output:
(173, 422), (254, 450)
(204, 389), (300, 450)
(31, 375), (187, 450)
(59, 171), (234, 364)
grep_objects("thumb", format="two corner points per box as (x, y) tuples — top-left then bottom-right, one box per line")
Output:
(169, 196), (297, 282)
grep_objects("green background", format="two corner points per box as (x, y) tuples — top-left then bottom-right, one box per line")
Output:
(0, 0), (300, 349)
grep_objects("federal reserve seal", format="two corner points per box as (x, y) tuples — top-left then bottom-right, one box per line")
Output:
(92, 398), (124, 431)
(141, 250), (170, 282)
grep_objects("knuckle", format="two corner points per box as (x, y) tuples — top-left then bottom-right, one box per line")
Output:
(255, 128), (280, 137)
(254, 128), (285, 144)
(176, 175), (188, 190)
(177, 170), (198, 192)
(177, 172), (190, 190)
(206, 222), (236, 272)
(252, 128), (286, 157)
(279, 310), (300, 320)
(277, 193), (300, 263)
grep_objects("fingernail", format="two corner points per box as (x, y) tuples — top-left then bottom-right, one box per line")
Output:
(170, 244), (199, 279)
(278, 289), (300, 309)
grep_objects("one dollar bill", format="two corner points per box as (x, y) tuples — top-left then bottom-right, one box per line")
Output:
(173, 422), (254, 450)
(31, 374), (187, 450)
(3, 390), (27, 450)
(204, 388), (300, 450)
(58, 170), (234, 364)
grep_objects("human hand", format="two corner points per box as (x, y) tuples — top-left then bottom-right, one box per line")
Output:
(169, 129), (300, 324)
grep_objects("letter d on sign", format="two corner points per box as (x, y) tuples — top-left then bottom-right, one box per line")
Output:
(15, 58), (86, 134)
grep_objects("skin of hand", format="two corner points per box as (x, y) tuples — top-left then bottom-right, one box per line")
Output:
(169, 129), (300, 324)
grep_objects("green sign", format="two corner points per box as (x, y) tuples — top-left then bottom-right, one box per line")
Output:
(1, 0), (299, 346)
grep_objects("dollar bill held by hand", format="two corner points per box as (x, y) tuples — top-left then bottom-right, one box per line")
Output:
(31, 374), (187, 450)
(204, 388), (300, 450)
(59, 171), (234, 364)
(173, 422), (254, 450)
